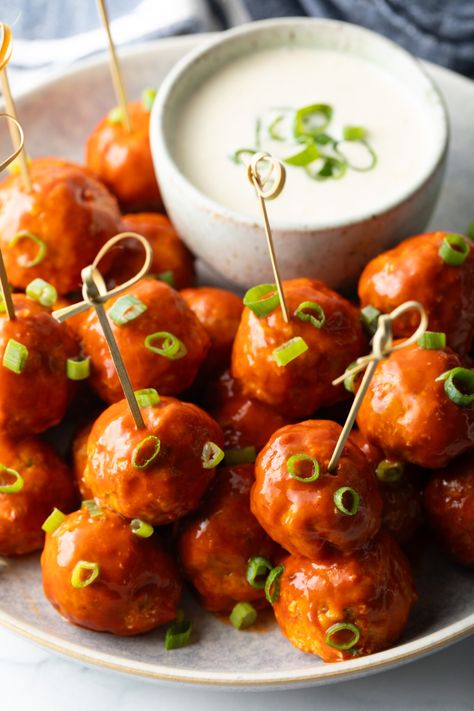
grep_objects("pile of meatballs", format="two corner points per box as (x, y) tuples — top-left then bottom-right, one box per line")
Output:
(0, 90), (473, 664)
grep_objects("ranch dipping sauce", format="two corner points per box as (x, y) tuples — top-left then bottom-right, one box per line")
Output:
(173, 46), (438, 227)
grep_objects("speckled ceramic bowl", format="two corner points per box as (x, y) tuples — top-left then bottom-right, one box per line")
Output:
(150, 18), (448, 291)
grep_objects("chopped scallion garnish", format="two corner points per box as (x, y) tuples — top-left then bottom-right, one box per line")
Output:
(436, 367), (474, 407)
(142, 87), (157, 112)
(334, 486), (360, 516)
(360, 304), (381, 336)
(3, 339), (28, 374)
(109, 295), (147, 326)
(243, 283), (280, 317)
(108, 106), (124, 124)
(287, 454), (320, 483)
(273, 337), (308, 367)
(81, 499), (103, 517)
(294, 300), (325, 329)
(67, 357), (90, 381)
(375, 460), (405, 484)
(134, 388), (160, 408)
(26, 278), (57, 307)
(438, 234), (469, 266)
(41, 508), (66, 534)
(130, 518), (154, 538)
(0, 464), (23, 494)
(343, 361), (359, 394)
(144, 331), (187, 360)
(294, 103), (333, 138)
(164, 618), (192, 650)
(265, 565), (284, 604)
(230, 602), (257, 630)
(246, 556), (273, 590)
(417, 331), (446, 350)
(343, 126), (367, 141)
(71, 561), (100, 589)
(284, 141), (320, 167)
(131, 435), (161, 470)
(9, 230), (47, 267)
(201, 441), (225, 469)
(325, 622), (360, 650)
(153, 271), (175, 287)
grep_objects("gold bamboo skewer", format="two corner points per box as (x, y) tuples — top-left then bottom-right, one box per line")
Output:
(96, 0), (131, 132)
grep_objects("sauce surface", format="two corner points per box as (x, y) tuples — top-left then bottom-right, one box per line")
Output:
(173, 47), (438, 226)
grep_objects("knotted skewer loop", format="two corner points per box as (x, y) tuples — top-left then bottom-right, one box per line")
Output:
(327, 300), (428, 472)
(247, 152), (289, 323)
(53, 232), (154, 430)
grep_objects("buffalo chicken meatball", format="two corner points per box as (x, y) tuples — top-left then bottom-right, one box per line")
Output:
(357, 343), (474, 469)
(75, 278), (210, 403)
(0, 294), (78, 436)
(358, 231), (474, 355)
(273, 532), (416, 662)
(232, 279), (366, 419)
(424, 455), (474, 566)
(178, 464), (281, 612)
(83, 396), (224, 525)
(107, 213), (195, 290)
(42, 507), (181, 635)
(0, 158), (121, 294)
(181, 287), (243, 376)
(0, 435), (76, 556)
(86, 101), (161, 212)
(252, 420), (382, 559)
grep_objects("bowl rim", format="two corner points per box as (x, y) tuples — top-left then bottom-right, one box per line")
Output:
(151, 17), (450, 233)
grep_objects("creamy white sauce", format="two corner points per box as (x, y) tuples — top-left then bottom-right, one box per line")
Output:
(173, 47), (437, 226)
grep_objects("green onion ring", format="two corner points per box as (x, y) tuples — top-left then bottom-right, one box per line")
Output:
(287, 454), (320, 483)
(26, 278), (57, 307)
(246, 556), (273, 589)
(230, 148), (257, 165)
(224, 446), (257, 466)
(201, 441), (225, 469)
(134, 388), (160, 408)
(229, 602), (258, 630)
(375, 460), (405, 484)
(0, 464), (23, 494)
(108, 295), (147, 326)
(294, 300), (326, 329)
(81, 499), (103, 517)
(273, 337), (308, 367)
(131, 435), (161, 470)
(67, 357), (90, 381)
(265, 564), (284, 604)
(130, 518), (154, 538)
(438, 233), (470, 266)
(9, 230), (47, 267)
(417, 331), (446, 350)
(343, 125), (367, 141)
(243, 283), (280, 317)
(325, 622), (361, 650)
(41, 508), (66, 534)
(2, 339), (28, 374)
(144, 331), (187, 360)
(335, 139), (377, 172)
(334, 486), (360, 516)
(360, 304), (381, 336)
(294, 103), (333, 138)
(71, 561), (100, 589)
(284, 141), (320, 167)
(142, 87), (157, 112)
(343, 361), (359, 394)
(164, 619), (192, 650)
(437, 367), (474, 407)
(305, 156), (347, 181)
(153, 270), (175, 287)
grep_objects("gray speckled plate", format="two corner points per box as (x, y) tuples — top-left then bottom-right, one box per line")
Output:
(0, 34), (473, 689)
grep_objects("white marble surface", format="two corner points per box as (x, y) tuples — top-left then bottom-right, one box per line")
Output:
(0, 626), (473, 710)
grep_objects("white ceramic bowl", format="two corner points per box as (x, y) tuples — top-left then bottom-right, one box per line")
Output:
(151, 18), (448, 291)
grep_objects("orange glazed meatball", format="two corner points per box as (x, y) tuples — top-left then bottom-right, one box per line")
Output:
(181, 287), (243, 376)
(42, 507), (181, 635)
(0, 294), (78, 436)
(107, 213), (194, 290)
(72, 422), (94, 500)
(273, 532), (416, 662)
(178, 464), (281, 613)
(86, 101), (161, 212)
(357, 343), (474, 469)
(76, 278), (210, 403)
(424, 455), (474, 566)
(205, 370), (290, 451)
(232, 279), (366, 419)
(0, 435), (76, 556)
(84, 396), (224, 525)
(252, 420), (382, 559)
(0, 158), (121, 294)
(358, 231), (474, 355)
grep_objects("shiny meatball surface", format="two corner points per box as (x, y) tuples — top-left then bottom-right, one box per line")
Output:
(76, 278), (210, 403)
(178, 464), (281, 612)
(424, 455), (474, 566)
(107, 213), (195, 290)
(232, 279), (366, 419)
(0, 158), (121, 293)
(357, 344), (474, 468)
(0, 435), (76, 556)
(72, 422), (94, 500)
(84, 397), (224, 525)
(274, 532), (416, 662)
(42, 507), (181, 635)
(0, 294), (78, 436)
(252, 420), (382, 558)
(358, 231), (474, 355)
(86, 102), (161, 211)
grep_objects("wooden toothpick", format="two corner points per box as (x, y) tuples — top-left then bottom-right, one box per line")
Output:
(327, 301), (428, 472)
(53, 232), (153, 429)
(247, 152), (289, 323)
(96, 0), (131, 132)
(0, 23), (31, 191)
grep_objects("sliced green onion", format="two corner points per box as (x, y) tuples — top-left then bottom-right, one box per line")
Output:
(360, 304), (381, 336)
(81, 499), (103, 517)
(41, 508), (66, 534)
(343, 361), (359, 394)
(108, 106), (124, 124)
(314, 132), (335, 146)
(436, 367), (474, 407)
(268, 114), (287, 141)
(325, 622), (360, 650)
(131, 435), (161, 469)
(108, 295), (147, 326)
(265, 565), (284, 604)
(153, 270), (175, 287)
(284, 141), (320, 167)
(67, 357), (90, 381)
(144, 331), (187, 360)
(294, 300), (325, 329)
(287, 454), (320, 483)
(294, 103), (333, 138)
(130, 518), (154, 538)
(26, 278), (57, 307)
(9, 231), (47, 267)
(142, 87), (157, 112)
(230, 602), (258, 630)
(134, 388), (160, 407)
(417, 331), (446, 350)
(71, 561), (100, 589)
(201, 441), (225, 469)
(334, 486), (360, 516)
(0, 465), (23, 494)
(224, 446), (257, 466)
(3, 339), (28, 374)
(335, 139), (377, 172)
(438, 233), (469, 266)
(273, 337), (308, 367)
(243, 283), (279, 317)
(375, 460), (405, 484)
(305, 156), (347, 181)
(247, 556), (273, 589)
(343, 125), (367, 141)
(164, 619), (192, 650)
(466, 222), (474, 240)
(230, 148), (257, 165)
